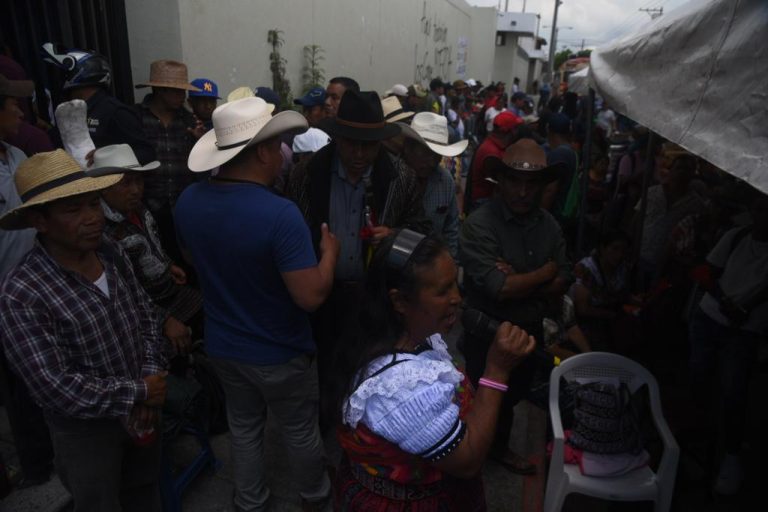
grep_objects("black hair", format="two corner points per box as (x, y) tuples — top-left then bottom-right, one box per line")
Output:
(329, 233), (449, 422)
(329, 76), (360, 93)
(429, 78), (444, 91)
(0, 95), (9, 111)
(598, 229), (631, 250)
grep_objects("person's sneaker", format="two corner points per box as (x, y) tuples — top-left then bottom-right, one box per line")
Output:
(713, 453), (744, 495)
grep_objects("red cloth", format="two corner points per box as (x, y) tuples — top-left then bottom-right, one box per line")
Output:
(335, 371), (485, 511)
(470, 136), (506, 202)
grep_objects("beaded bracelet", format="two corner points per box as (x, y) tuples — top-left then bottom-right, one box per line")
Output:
(478, 377), (508, 393)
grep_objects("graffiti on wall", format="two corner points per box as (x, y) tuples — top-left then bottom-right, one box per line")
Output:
(414, 0), (453, 84)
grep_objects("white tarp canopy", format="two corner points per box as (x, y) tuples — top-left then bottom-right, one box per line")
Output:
(567, 66), (589, 96)
(590, 0), (768, 193)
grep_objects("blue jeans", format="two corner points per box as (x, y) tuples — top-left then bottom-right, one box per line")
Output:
(688, 307), (760, 453)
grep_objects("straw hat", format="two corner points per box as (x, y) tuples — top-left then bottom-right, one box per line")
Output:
(187, 97), (307, 172)
(135, 60), (201, 91)
(484, 139), (565, 183)
(227, 86), (255, 102)
(0, 150), (122, 230)
(85, 144), (160, 177)
(381, 96), (414, 124)
(398, 112), (468, 157)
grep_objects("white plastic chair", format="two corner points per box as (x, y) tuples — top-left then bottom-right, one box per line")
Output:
(544, 352), (679, 512)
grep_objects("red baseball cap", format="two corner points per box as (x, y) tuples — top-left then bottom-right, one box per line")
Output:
(493, 111), (523, 133)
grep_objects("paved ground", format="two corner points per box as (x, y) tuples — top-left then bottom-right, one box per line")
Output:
(3, 329), (764, 511)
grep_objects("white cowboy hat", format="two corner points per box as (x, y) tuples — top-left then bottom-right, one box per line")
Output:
(292, 127), (330, 154)
(384, 84), (408, 98)
(381, 96), (414, 124)
(397, 112), (468, 158)
(0, 149), (123, 230)
(227, 86), (255, 102)
(85, 144), (160, 177)
(188, 96), (307, 172)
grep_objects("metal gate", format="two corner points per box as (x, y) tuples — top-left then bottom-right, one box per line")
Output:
(0, 0), (134, 120)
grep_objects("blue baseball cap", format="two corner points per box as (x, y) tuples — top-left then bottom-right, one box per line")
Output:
(548, 113), (572, 135)
(188, 78), (221, 99)
(254, 86), (281, 107)
(293, 86), (326, 108)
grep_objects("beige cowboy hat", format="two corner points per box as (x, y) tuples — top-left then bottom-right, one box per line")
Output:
(397, 112), (468, 158)
(85, 144), (160, 177)
(135, 60), (201, 91)
(188, 96), (307, 172)
(381, 96), (414, 124)
(0, 149), (123, 230)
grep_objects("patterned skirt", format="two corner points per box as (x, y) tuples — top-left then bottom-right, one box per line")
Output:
(334, 458), (486, 512)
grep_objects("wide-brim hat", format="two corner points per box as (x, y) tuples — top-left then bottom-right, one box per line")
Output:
(135, 60), (201, 91)
(227, 86), (255, 102)
(484, 138), (565, 183)
(0, 73), (34, 97)
(85, 144), (160, 177)
(0, 149), (122, 230)
(319, 90), (400, 142)
(381, 96), (414, 124)
(398, 112), (468, 158)
(188, 96), (307, 172)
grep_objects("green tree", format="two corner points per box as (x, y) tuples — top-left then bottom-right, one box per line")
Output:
(267, 29), (293, 110)
(576, 49), (593, 58)
(301, 45), (325, 94)
(554, 48), (573, 71)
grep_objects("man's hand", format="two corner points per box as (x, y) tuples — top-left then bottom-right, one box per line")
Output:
(495, 259), (515, 275)
(187, 116), (206, 140)
(169, 264), (187, 285)
(537, 261), (559, 283)
(319, 223), (340, 261)
(163, 316), (191, 355)
(370, 226), (393, 244)
(129, 404), (158, 431)
(143, 372), (168, 407)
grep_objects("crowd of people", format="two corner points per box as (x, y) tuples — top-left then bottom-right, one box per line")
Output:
(0, 41), (764, 512)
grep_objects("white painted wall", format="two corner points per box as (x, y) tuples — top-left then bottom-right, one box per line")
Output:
(126, 0), (502, 102)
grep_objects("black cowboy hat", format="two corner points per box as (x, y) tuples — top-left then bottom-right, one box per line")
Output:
(484, 138), (566, 183)
(320, 90), (401, 141)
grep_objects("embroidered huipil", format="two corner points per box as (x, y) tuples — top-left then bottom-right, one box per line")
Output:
(0, 238), (167, 419)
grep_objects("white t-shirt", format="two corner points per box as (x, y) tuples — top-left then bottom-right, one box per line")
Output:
(485, 107), (502, 133)
(699, 227), (768, 333)
(93, 271), (110, 297)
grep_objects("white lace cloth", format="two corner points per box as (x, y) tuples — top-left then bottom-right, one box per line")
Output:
(342, 334), (465, 458)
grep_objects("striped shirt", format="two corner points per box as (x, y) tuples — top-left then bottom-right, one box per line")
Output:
(0, 238), (167, 419)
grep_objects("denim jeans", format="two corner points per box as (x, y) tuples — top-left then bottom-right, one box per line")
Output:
(688, 307), (760, 453)
(210, 353), (330, 512)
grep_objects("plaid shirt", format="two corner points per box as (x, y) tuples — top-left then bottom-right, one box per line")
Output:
(0, 237), (167, 419)
(422, 165), (460, 258)
(137, 95), (197, 211)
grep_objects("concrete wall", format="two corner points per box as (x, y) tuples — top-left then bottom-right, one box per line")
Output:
(126, 0), (500, 101)
(124, 0), (183, 103)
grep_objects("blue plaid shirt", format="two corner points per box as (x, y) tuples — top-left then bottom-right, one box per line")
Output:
(0, 237), (167, 419)
(422, 165), (459, 258)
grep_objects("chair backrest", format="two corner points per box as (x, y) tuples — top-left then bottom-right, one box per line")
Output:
(553, 351), (656, 395)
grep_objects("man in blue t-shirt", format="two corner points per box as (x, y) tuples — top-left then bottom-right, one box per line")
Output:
(175, 96), (339, 511)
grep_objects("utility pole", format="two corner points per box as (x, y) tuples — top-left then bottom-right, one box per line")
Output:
(580, 38), (585, 51)
(505, 0), (509, 12)
(639, 7), (664, 19)
(547, 0), (562, 84)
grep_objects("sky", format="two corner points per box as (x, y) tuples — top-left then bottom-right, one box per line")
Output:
(465, 0), (697, 52)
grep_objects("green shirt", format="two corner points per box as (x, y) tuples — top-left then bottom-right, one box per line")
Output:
(459, 198), (571, 326)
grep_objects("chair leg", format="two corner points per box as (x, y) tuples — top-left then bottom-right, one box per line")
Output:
(543, 483), (567, 512)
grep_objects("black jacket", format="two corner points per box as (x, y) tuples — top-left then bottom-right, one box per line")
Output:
(87, 89), (156, 164)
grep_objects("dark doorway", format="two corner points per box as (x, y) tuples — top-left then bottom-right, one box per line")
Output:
(0, 0), (134, 122)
